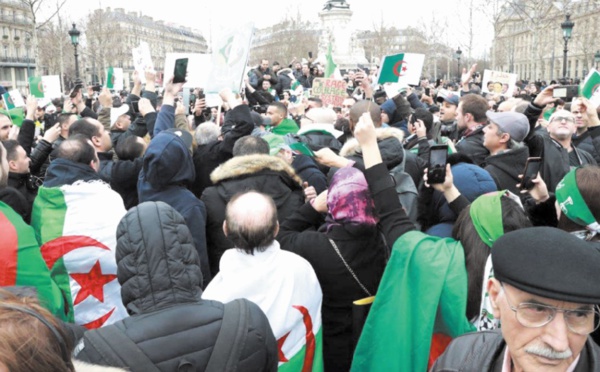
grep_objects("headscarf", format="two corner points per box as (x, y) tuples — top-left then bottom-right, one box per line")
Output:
(555, 167), (600, 239)
(326, 167), (378, 232)
(469, 191), (506, 248)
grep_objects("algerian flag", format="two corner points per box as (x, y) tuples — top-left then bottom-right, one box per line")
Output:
(0, 202), (66, 320)
(325, 42), (337, 78)
(0, 107), (25, 127)
(106, 67), (124, 91)
(28, 76), (61, 98)
(2, 92), (14, 109)
(580, 69), (600, 107)
(31, 182), (129, 329)
(351, 231), (476, 371)
(202, 244), (324, 371)
(377, 53), (425, 86)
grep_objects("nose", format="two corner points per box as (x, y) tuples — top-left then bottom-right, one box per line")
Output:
(542, 311), (571, 353)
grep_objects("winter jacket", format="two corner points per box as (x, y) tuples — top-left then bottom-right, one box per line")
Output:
(432, 330), (600, 371)
(138, 112), (211, 285)
(483, 146), (529, 197)
(249, 67), (278, 89)
(524, 103), (596, 192)
(75, 201), (277, 372)
(44, 158), (103, 188)
(191, 105), (254, 199)
(201, 154), (305, 277)
(97, 153), (143, 210)
(278, 203), (386, 372)
(291, 154), (328, 194)
(572, 126), (600, 164)
(7, 172), (38, 221)
(455, 125), (489, 166)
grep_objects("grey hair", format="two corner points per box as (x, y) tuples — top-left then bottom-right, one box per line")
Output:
(195, 123), (220, 145)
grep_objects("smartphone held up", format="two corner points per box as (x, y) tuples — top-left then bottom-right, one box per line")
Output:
(428, 145), (448, 184)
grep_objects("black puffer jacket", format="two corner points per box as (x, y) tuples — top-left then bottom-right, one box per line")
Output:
(455, 126), (489, 166)
(201, 155), (305, 277)
(483, 146), (529, 197)
(75, 201), (277, 372)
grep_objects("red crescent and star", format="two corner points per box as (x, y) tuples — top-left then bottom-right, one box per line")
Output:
(393, 60), (408, 77)
(276, 305), (316, 372)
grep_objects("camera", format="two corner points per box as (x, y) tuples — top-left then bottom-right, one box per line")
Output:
(92, 84), (103, 92)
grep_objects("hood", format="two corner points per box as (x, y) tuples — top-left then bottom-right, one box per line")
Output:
(291, 154), (320, 174)
(431, 162), (497, 225)
(44, 158), (102, 188)
(211, 154), (302, 185)
(340, 127), (404, 169)
(485, 146), (529, 181)
(116, 201), (202, 315)
(141, 130), (195, 190)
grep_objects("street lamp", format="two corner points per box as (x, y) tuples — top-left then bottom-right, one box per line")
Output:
(595, 50), (600, 70)
(561, 14), (574, 81)
(68, 23), (80, 81)
(454, 47), (462, 81)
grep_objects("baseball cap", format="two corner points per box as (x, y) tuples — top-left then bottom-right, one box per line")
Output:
(486, 111), (530, 143)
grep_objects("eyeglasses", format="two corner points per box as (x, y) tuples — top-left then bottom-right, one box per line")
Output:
(551, 116), (575, 123)
(501, 283), (600, 335)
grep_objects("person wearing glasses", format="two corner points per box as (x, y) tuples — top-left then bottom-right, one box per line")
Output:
(523, 86), (596, 193)
(432, 227), (600, 371)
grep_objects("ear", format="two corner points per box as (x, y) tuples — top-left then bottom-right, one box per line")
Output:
(488, 278), (502, 319)
(499, 133), (510, 144)
(7, 159), (17, 172)
(222, 221), (228, 237)
(274, 221), (280, 237)
(91, 136), (102, 148)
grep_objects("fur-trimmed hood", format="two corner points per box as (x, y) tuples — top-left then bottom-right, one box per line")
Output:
(210, 154), (303, 186)
(340, 127), (405, 170)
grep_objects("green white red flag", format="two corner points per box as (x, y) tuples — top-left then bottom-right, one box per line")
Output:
(351, 231), (476, 371)
(377, 53), (425, 86)
(31, 182), (128, 329)
(580, 69), (600, 107)
(0, 201), (65, 319)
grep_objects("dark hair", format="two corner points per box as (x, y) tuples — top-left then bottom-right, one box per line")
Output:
(268, 101), (288, 117)
(557, 166), (600, 241)
(55, 134), (97, 165)
(116, 135), (145, 161)
(391, 94), (412, 123)
(225, 191), (278, 254)
(412, 108), (434, 136)
(452, 196), (532, 320)
(68, 118), (100, 139)
(1, 139), (19, 161)
(307, 97), (323, 107)
(232, 135), (269, 156)
(459, 94), (489, 123)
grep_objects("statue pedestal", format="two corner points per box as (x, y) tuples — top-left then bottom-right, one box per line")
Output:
(318, 8), (368, 72)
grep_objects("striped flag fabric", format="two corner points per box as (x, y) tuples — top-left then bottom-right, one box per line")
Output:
(0, 202), (65, 319)
(31, 182), (128, 329)
(580, 69), (600, 107)
(106, 67), (124, 91)
(28, 75), (62, 98)
(202, 245), (324, 371)
(351, 231), (476, 371)
(377, 53), (425, 86)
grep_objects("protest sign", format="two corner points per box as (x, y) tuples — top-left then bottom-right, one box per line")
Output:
(163, 53), (212, 89)
(132, 41), (154, 84)
(311, 78), (348, 107)
(481, 70), (518, 97)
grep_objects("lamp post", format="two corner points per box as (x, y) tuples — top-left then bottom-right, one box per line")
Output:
(25, 36), (31, 78)
(68, 23), (80, 81)
(454, 47), (462, 81)
(561, 14), (574, 81)
(595, 50), (600, 70)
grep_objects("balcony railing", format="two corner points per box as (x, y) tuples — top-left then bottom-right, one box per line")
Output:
(0, 56), (34, 63)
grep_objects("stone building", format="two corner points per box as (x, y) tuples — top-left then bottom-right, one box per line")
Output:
(0, 0), (35, 90)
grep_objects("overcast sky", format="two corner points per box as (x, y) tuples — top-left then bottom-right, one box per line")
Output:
(52, 0), (494, 58)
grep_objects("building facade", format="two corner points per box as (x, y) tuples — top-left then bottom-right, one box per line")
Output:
(492, 0), (600, 82)
(0, 0), (34, 91)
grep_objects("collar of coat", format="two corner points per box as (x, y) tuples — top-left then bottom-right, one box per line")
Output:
(340, 127), (404, 157)
(210, 153), (303, 186)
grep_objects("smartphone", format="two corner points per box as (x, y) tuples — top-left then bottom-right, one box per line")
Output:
(520, 157), (542, 190)
(131, 100), (139, 113)
(173, 58), (188, 84)
(425, 87), (431, 96)
(427, 145), (448, 184)
(553, 85), (578, 100)
(69, 84), (83, 98)
(308, 51), (313, 58)
(197, 92), (205, 100)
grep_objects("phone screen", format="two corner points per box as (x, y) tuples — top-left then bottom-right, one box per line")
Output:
(428, 145), (448, 184)
(520, 157), (542, 190)
(132, 101), (139, 114)
(173, 58), (188, 83)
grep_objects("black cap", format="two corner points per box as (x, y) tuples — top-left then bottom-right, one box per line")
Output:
(492, 227), (600, 304)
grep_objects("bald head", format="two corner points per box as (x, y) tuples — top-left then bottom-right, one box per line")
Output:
(349, 100), (382, 133)
(224, 191), (278, 254)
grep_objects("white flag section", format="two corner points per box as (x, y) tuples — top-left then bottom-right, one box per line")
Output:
(581, 69), (600, 107)
(7, 89), (25, 108)
(33, 181), (128, 329)
(163, 53), (212, 88)
(202, 242), (324, 370)
(376, 53), (425, 86)
(42, 75), (62, 98)
(205, 22), (254, 94)
(132, 41), (154, 84)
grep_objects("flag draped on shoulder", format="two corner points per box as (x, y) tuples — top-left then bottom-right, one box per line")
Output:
(0, 202), (65, 319)
(31, 182), (128, 329)
(377, 53), (425, 86)
(351, 231), (476, 372)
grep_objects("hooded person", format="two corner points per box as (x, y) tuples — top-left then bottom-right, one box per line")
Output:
(278, 167), (387, 372)
(137, 127), (211, 285)
(74, 201), (278, 371)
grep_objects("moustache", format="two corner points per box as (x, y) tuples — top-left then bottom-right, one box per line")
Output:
(525, 345), (573, 360)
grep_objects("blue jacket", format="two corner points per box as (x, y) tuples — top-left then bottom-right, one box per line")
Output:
(44, 158), (102, 188)
(138, 105), (211, 285)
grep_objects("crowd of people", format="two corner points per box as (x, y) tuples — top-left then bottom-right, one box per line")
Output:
(1, 55), (600, 372)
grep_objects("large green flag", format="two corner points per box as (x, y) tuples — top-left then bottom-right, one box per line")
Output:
(580, 69), (600, 107)
(0, 202), (65, 319)
(351, 231), (476, 371)
(325, 43), (337, 78)
(28, 76), (44, 98)
(377, 53), (425, 86)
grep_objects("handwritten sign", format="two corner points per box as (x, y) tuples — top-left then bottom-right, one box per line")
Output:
(311, 78), (348, 107)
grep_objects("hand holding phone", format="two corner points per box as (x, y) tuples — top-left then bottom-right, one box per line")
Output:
(519, 157), (542, 190)
(427, 145), (449, 184)
(173, 58), (188, 84)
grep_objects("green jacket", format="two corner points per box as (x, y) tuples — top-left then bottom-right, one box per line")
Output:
(268, 118), (299, 135)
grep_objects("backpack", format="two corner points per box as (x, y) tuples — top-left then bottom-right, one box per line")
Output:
(80, 299), (249, 372)
(389, 148), (419, 228)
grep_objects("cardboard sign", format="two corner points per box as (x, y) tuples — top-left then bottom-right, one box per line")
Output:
(163, 53), (212, 89)
(481, 70), (518, 97)
(311, 78), (348, 107)
(132, 41), (154, 84)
